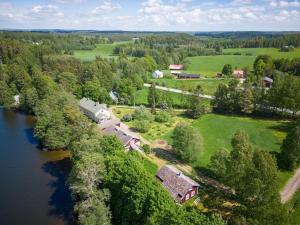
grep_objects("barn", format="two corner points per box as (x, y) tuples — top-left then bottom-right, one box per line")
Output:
(156, 165), (200, 203)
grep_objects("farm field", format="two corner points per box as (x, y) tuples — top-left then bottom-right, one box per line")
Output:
(186, 48), (300, 77)
(149, 78), (230, 95)
(72, 41), (131, 61)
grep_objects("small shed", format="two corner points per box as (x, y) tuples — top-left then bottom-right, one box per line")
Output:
(263, 76), (273, 88)
(156, 165), (200, 203)
(152, 70), (164, 79)
(177, 74), (200, 79)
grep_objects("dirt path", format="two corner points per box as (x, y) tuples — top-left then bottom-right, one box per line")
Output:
(281, 168), (300, 204)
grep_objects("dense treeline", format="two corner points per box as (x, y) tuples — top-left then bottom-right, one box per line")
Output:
(0, 34), (226, 225)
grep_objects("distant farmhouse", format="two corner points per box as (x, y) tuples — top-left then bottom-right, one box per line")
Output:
(233, 70), (245, 78)
(152, 70), (164, 79)
(156, 165), (200, 204)
(79, 98), (111, 123)
(169, 64), (183, 70)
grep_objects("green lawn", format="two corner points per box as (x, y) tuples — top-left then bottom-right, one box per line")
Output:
(191, 114), (288, 166)
(149, 78), (230, 95)
(186, 55), (255, 77)
(186, 48), (300, 77)
(72, 41), (132, 61)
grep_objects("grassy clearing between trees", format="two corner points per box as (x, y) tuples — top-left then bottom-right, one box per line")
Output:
(113, 107), (293, 189)
(134, 87), (212, 107)
(149, 78), (230, 95)
(73, 41), (132, 61)
(186, 48), (300, 77)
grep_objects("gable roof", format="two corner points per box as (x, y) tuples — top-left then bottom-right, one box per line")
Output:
(100, 119), (121, 130)
(79, 98), (108, 115)
(156, 165), (199, 202)
(103, 125), (139, 146)
(233, 70), (244, 75)
(263, 76), (273, 83)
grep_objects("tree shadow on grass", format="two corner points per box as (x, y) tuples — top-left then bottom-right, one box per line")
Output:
(153, 147), (179, 164)
(267, 120), (293, 133)
(42, 158), (75, 225)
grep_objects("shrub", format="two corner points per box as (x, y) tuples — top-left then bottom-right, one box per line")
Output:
(142, 144), (151, 154)
(155, 111), (170, 123)
(134, 120), (150, 133)
(133, 105), (154, 121)
(122, 114), (132, 122)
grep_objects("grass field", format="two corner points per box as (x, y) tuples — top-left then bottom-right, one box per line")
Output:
(186, 48), (300, 77)
(73, 41), (132, 61)
(149, 78), (230, 95)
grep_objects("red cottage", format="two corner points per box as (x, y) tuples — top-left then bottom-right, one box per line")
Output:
(156, 165), (200, 204)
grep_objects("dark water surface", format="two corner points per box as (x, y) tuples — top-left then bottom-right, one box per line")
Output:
(0, 109), (73, 225)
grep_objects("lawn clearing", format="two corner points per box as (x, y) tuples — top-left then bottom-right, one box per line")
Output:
(287, 189), (300, 225)
(72, 41), (132, 61)
(186, 55), (255, 77)
(149, 78), (230, 95)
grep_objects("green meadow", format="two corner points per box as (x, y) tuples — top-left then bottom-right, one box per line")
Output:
(149, 78), (230, 95)
(72, 41), (132, 61)
(186, 48), (300, 77)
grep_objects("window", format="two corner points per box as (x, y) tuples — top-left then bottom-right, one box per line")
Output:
(191, 190), (195, 197)
(186, 193), (190, 200)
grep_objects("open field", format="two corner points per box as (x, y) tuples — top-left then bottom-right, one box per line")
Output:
(186, 48), (300, 77)
(149, 78), (230, 95)
(72, 41), (132, 61)
(223, 47), (300, 58)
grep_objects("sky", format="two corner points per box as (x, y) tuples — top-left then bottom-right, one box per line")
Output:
(0, 0), (300, 31)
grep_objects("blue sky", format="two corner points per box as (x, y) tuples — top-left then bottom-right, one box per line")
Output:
(0, 0), (299, 31)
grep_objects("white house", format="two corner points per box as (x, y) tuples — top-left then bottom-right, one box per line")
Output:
(152, 70), (164, 79)
(79, 98), (111, 123)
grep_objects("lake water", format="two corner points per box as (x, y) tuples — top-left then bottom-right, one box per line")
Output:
(0, 108), (73, 225)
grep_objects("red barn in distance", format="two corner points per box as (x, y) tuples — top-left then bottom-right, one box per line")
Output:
(169, 64), (183, 70)
(156, 165), (200, 204)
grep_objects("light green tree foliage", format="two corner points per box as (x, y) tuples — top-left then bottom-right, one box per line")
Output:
(56, 72), (77, 92)
(210, 130), (288, 225)
(0, 80), (14, 107)
(172, 123), (201, 162)
(241, 83), (254, 114)
(187, 85), (207, 119)
(280, 119), (300, 170)
(147, 83), (161, 110)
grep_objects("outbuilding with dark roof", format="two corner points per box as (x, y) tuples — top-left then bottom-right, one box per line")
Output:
(156, 165), (200, 203)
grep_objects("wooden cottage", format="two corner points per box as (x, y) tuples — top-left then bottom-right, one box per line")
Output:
(156, 165), (200, 203)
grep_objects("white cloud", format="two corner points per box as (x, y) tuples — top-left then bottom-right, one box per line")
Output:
(52, 0), (87, 3)
(30, 5), (64, 18)
(92, 0), (121, 15)
(231, 0), (252, 5)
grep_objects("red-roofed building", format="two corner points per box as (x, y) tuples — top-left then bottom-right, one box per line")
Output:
(233, 70), (245, 78)
(156, 165), (200, 203)
(169, 64), (183, 70)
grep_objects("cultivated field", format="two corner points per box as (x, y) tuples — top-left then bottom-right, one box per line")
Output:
(72, 41), (132, 61)
(186, 48), (300, 77)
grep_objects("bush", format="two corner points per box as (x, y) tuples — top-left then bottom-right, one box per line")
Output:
(142, 144), (151, 154)
(134, 120), (150, 133)
(245, 53), (253, 56)
(233, 52), (242, 55)
(122, 114), (132, 122)
(133, 105), (154, 121)
(155, 111), (170, 123)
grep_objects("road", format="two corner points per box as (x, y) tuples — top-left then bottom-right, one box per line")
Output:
(281, 168), (300, 203)
(144, 83), (215, 100)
